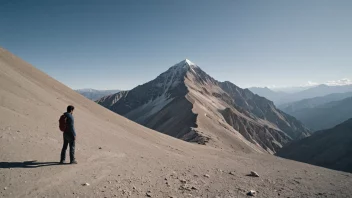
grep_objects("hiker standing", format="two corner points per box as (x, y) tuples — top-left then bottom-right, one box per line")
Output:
(59, 105), (77, 164)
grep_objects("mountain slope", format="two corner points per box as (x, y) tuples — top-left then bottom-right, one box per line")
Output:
(282, 97), (352, 131)
(76, 89), (120, 101)
(0, 48), (351, 198)
(98, 60), (310, 153)
(277, 118), (352, 173)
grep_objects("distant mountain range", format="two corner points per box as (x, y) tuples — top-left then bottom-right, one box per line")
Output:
(279, 92), (352, 113)
(248, 87), (289, 104)
(277, 118), (352, 173)
(76, 89), (120, 101)
(281, 96), (352, 131)
(97, 59), (310, 153)
(271, 86), (312, 94)
(283, 84), (352, 104)
(250, 84), (352, 105)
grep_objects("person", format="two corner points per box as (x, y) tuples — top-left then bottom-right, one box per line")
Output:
(60, 105), (77, 164)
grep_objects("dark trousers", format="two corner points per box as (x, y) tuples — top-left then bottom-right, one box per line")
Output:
(60, 133), (75, 162)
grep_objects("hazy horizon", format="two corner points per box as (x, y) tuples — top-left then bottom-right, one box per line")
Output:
(1, 0), (351, 90)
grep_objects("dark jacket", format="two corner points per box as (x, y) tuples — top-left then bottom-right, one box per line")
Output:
(64, 112), (76, 137)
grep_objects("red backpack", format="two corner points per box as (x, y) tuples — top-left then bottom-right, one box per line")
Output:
(59, 114), (67, 132)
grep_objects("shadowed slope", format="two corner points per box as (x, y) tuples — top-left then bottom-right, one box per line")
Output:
(277, 118), (352, 173)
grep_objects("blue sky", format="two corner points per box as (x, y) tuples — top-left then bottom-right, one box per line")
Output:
(0, 0), (351, 90)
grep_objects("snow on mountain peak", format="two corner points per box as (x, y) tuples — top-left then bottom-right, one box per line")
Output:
(173, 59), (198, 68)
(184, 59), (196, 66)
(156, 59), (201, 92)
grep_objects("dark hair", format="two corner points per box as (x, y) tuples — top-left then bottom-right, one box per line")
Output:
(67, 105), (75, 112)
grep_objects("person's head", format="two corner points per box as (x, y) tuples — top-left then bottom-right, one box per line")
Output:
(67, 105), (75, 114)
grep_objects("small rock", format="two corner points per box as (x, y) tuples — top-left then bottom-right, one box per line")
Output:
(229, 171), (236, 176)
(4, 187), (8, 190)
(191, 186), (198, 190)
(82, 183), (90, 186)
(204, 174), (210, 178)
(99, 147), (102, 149)
(247, 190), (256, 196)
(179, 184), (190, 191)
(180, 179), (187, 183)
(249, 171), (260, 177)
(146, 191), (152, 197)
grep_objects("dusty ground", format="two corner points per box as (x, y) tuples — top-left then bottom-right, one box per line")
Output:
(0, 48), (352, 198)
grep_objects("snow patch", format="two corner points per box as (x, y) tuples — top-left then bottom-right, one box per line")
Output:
(185, 59), (196, 66)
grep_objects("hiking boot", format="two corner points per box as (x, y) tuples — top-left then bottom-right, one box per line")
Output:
(70, 160), (78, 164)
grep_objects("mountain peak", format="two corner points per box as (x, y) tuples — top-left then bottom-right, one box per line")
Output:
(174, 59), (198, 68)
(164, 59), (200, 76)
(184, 59), (196, 66)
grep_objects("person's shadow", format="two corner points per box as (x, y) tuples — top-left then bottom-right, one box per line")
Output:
(0, 160), (62, 168)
